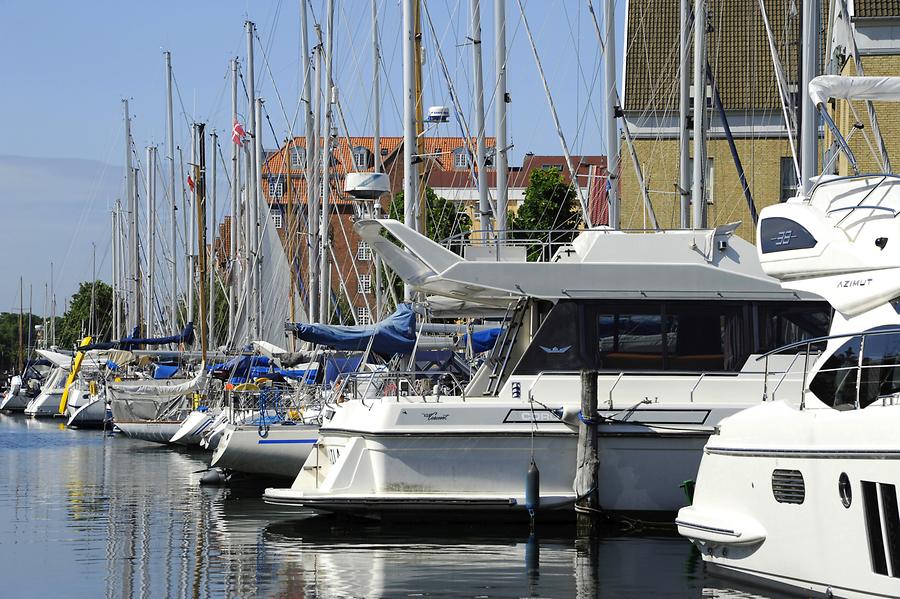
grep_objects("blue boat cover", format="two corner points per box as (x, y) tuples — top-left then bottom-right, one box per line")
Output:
(464, 328), (502, 353)
(152, 364), (179, 379)
(290, 303), (418, 354)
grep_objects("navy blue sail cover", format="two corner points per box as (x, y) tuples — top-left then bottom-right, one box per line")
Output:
(290, 303), (417, 354)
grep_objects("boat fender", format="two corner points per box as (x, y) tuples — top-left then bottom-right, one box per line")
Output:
(199, 468), (229, 486)
(526, 460), (540, 514)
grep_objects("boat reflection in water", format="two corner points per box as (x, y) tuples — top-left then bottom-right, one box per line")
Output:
(1, 413), (786, 598)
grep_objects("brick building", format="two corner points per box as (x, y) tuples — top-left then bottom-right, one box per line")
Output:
(621, 0), (824, 241)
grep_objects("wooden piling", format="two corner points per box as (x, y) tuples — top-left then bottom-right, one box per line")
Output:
(575, 369), (600, 534)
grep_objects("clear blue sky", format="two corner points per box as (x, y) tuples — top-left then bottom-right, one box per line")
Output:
(0, 0), (626, 312)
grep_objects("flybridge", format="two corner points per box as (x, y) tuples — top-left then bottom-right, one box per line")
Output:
(354, 218), (818, 305)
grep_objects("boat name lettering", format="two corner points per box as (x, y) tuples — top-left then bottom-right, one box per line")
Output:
(422, 411), (449, 422)
(837, 278), (873, 288)
(503, 408), (562, 423)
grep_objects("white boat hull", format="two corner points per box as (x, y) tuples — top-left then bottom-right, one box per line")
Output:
(0, 391), (29, 411)
(115, 421), (184, 444)
(212, 423), (318, 479)
(66, 396), (108, 427)
(24, 391), (62, 417)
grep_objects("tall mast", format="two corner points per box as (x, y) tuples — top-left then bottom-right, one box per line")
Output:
(471, 0), (491, 235)
(195, 124), (208, 361)
(123, 99), (137, 331)
(691, 0), (708, 229)
(678, 0), (691, 228)
(229, 58), (239, 337)
(209, 131), (217, 349)
(402, 0), (418, 300)
(146, 146), (156, 336)
(494, 0), (509, 239)
(308, 23), (321, 324)
(253, 98), (265, 338)
(187, 125), (197, 324)
(318, 0), (334, 324)
(111, 205), (119, 339)
(604, 0), (620, 229)
(27, 286), (32, 353)
(373, 0), (384, 319)
(17, 277), (23, 373)
(246, 21), (260, 339)
(165, 51), (178, 328)
(90, 243), (96, 336)
(49, 261), (55, 346)
(800, 0), (818, 193)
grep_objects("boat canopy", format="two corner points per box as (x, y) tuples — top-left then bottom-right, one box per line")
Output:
(809, 75), (900, 106)
(289, 303), (419, 354)
(79, 323), (194, 351)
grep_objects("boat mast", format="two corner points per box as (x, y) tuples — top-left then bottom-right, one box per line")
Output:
(123, 99), (138, 332)
(302, 3), (318, 324)
(372, 0), (385, 319)
(319, 0), (334, 325)
(165, 51), (178, 329)
(402, 0), (418, 300)
(111, 204), (119, 339)
(90, 243), (96, 336)
(17, 277), (23, 373)
(799, 0), (818, 193)
(229, 57), (239, 338)
(691, 0), (708, 229)
(253, 98), (265, 337)
(195, 124), (208, 362)
(49, 261), (55, 346)
(188, 125), (197, 325)
(209, 131), (217, 349)
(146, 146), (156, 336)
(604, 0), (620, 229)
(678, 0), (691, 228)
(308, 22), (321, 324)
(246, 21), (261, 340)
(471, 0), (492, 235)
(494, 0), (509, 239)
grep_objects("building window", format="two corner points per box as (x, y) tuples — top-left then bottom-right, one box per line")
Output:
(268, 175), (285, 199)
(542, 164), (562, 172)
(358, 274), (371, 294)
(352, 146), (372, 170)
(356, 306), (372, 325)
(780, 157), (798, 201)
(356, 241), (372, 261)
(290, 147), (306, 169)
(271, 208), (283, 229)
(452, 147), (469, 169)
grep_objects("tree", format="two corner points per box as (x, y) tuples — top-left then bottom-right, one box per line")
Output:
(57, 281), (114, 348)
(388, 187), (472, 249)
(510, 168), (581, 260)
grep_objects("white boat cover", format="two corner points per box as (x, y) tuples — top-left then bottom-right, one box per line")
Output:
(809, 75), (900, 106)
(36, 349), (73, 369)
(109, 371), (208, 397)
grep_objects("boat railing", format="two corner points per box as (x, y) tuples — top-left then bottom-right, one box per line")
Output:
(337, 369), (468, 405)
(757, 327), (900, 410)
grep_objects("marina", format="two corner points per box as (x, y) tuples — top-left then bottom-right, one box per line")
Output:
(3, 0), (900, 597)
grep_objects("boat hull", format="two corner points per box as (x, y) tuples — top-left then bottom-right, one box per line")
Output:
(212, 423), (318, 479)
(24, 391), (62, 417)
(115, 421), (184, 444)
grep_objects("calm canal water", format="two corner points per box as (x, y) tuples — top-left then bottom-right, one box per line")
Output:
(0, 413), (782, 598)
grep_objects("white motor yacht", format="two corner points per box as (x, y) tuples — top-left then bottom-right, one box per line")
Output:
(264, 218), (829, 519)
(24, 350), (73, 417)
(678, 75), (900, 599)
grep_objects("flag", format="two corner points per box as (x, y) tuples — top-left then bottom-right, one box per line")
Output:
(187, 175), (195, 193)
(232, 118), (246, 145)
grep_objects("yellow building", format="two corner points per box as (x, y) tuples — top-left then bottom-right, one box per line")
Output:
(621, 0), (812, 242)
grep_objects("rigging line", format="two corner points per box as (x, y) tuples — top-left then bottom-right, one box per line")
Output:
(515, 0), (591, 226)
(254, 30), (297, 144)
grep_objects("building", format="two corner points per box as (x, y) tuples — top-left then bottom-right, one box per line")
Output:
(258, 135), (608, 324)
(621, 0), (818, 241)
(829, 1), (900, 174)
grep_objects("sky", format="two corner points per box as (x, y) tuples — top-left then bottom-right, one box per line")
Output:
(0, 0), (626, 312)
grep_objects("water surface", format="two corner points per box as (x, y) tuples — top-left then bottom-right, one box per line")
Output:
(0, 413), (780, 597)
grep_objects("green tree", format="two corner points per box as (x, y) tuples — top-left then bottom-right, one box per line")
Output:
(388, 187), (472, 249)
(510, 168), (580, 260)
(57, 281), (114, 348)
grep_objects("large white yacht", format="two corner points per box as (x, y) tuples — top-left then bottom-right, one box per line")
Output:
(264, 218), (828, 518)
(677, 76), (900, 599)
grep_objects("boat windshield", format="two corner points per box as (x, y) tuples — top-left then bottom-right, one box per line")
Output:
(810, 327), (900, 410)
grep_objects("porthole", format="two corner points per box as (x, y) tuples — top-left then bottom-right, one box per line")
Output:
(839, 472), (852, 508)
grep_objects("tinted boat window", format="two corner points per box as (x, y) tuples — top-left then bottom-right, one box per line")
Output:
(811, 329), (900, 410)
(514, 301), (587, 374)
(597, 312), (665, 370)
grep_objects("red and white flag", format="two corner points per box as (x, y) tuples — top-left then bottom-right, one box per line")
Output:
(187, 175), (195, 193)
(232, 118), (246, 145)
